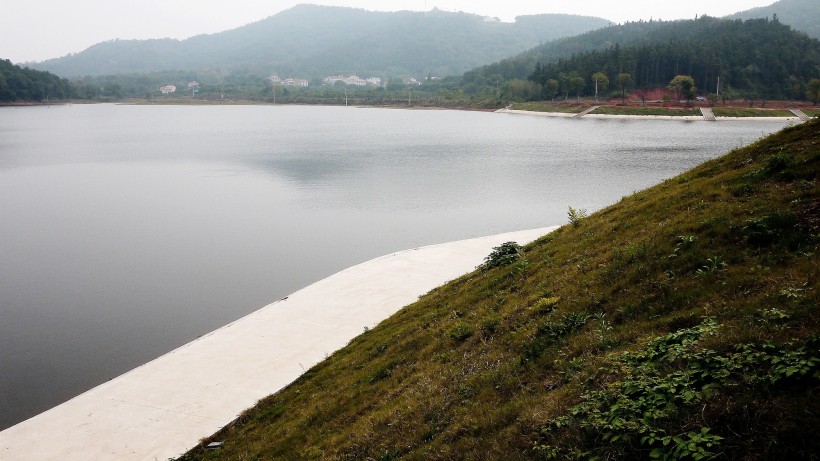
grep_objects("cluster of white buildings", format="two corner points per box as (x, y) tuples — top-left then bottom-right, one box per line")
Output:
(268, 75), (310, 87)
(322, 75), (383, 87)
(158, 82), (199, 95)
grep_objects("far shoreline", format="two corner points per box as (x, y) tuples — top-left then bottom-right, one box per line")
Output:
(2, 99), (814, 121)
(495, 107), (807, 122)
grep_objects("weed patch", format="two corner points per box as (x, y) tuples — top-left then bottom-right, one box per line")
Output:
(534, 321), (820, 460)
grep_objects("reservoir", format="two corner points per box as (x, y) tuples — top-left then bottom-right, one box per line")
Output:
(0, 104), (792, 430)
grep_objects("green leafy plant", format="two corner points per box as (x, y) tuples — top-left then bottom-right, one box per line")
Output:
(669, 235), (697, 258)
(521, 312), (589, 363)
(534, 321), (819, 460)
(695, 256), (726, 277)
(480, 241), (524, 270)
(567, 206), (588, 228)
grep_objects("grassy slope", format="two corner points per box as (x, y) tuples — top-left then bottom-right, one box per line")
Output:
(591, 107), (702, 116)
(181, 120), (819, 461)
(509, 102), (587, 113)
(712, 108), (796, 118)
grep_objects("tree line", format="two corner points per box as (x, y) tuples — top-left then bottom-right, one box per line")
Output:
(0, 59), (73, 102)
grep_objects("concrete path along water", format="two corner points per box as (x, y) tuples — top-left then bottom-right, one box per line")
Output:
(0, 226), (557, 461)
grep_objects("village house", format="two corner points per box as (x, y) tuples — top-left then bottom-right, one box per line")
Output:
(159, 85), (176, 94)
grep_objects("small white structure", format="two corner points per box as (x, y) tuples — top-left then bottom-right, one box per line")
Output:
(324, 75), (382, 87)
(270, 75), (309, 87)
(323, 75), (346, 85)
(187, 81), (200, 89)
(344, 76), (367, 86)
(159, 85), (176, 95)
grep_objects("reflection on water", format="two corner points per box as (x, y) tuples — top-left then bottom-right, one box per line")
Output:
(0, 104), (792, 429)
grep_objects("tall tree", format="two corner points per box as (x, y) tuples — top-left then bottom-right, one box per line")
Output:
(591, 72), (609, 101)
(615, 73), (633, 100)
(545, 79), (559, 101)
(808, 78), (820, 105)
(569, 74), (586, 100)
(668, 75), (697, 103)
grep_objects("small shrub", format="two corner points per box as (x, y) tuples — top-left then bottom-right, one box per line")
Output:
(449, 322), (472, 342)
(480, 241), (524, 270)
(480, 316), (499, 338)
(521, 312), (589, 363)
(731, 183), (754, 196)
(744, 212), (798, 246)
(533, 296), (561, 314)
(764, 154), (794, 176)
(568, 206), (588, 228)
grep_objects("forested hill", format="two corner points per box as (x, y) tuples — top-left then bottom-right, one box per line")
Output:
(528, 16), (820, 100)
(0, 59), (73, 102)
(462, 2), (819, 90)
(727, 0), (819, 39)
(27, 5), (609, 79)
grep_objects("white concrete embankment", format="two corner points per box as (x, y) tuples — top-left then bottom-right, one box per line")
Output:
(0, 226), (557, 461)
(496, 107), (805, 122)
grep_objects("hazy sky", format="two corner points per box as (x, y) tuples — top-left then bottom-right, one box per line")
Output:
(3, 0), (776, 63)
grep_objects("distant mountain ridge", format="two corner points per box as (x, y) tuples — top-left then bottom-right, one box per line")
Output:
(727, 0), (819, 39)
(28, 5), (610, 78)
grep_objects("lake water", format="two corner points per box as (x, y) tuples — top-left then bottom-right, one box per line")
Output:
(0, 104), (792, 430)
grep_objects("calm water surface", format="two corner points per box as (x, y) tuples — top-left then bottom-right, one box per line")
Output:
(0, 104), (792, 429)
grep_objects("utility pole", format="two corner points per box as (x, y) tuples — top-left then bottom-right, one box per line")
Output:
(595, 78), (599, 102)
(716, 76), (720, 97)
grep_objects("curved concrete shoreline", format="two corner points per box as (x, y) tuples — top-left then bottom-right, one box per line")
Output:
(0, 226), (557, 461)
(496, 107), (805, 122)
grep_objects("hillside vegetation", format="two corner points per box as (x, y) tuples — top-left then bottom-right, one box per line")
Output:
(28, 5), (609, 79)
(527, 16), (820, 101)
(464, 11), (820, 99)
(179, 120), (819, 460)
(0, 59), (73, 102)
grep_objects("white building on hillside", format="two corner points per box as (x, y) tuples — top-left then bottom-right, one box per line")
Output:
(324, 75), (383, 87)
(270, 75), (309, 87)
(159, 85), (176, 94)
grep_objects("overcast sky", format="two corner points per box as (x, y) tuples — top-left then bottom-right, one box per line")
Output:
(2, 0), (776, 63)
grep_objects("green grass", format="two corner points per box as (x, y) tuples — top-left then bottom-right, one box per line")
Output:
(802, 108), (820, 117)
(179, 120), (819, 461)
(591, 106), (701, 116)
(509, 102), (586, 113)
(712, 108), (795, 117)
